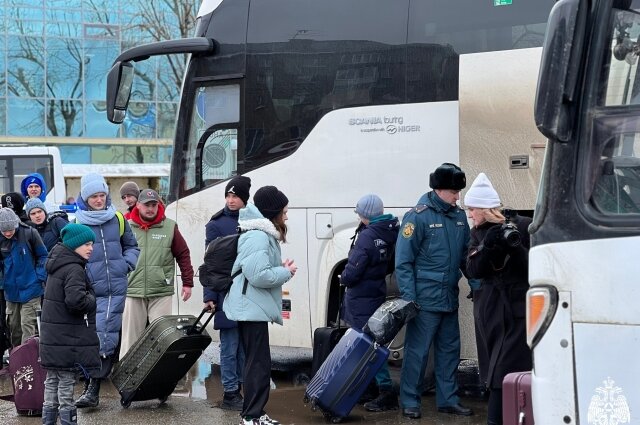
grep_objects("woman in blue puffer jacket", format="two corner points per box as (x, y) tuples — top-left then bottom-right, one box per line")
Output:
(224, 186), (297, 425)
(72, 173), (139, 409)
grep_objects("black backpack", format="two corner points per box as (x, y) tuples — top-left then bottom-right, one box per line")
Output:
(198, 232), (249, 294)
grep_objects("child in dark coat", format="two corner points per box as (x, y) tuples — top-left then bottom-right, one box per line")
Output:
(341, 194), (400, 412)
(39, 223), (100, 425)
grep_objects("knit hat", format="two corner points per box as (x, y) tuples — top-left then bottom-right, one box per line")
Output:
(429, 163), (466, 190)
(61, 223), (96, 250)
(25, 198), (47, 215)
(81, 173), (109, 200)
(119, 181), (140, 199)
(355, 194), (384, 219)
(0, 207), (20, 232)
(464, 173), (501, 209)
(225, 176), (251, 205)
(1, 192), (25, 214)
(253, 186), (289, 220)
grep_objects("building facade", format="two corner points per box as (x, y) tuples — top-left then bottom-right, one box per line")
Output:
(0, 0), (198, 196)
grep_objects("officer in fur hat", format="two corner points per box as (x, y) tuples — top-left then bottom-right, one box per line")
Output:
(395, 163), (474, 419)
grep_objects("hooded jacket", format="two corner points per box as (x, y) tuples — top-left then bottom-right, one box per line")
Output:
(20, 172), (47, 202)
(223, 204), (292, 325)
(340, 214), (399, 330)
(127, 202), (194, 298)
(39, 243), (100, 372)
(0, 224), (47, 302)
(75, 195), (140, 356)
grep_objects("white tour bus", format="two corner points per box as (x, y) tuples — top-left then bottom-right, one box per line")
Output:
(0, 146), (66, 210)
(106, 0), (555, 360)
(527, 0), (640, 423)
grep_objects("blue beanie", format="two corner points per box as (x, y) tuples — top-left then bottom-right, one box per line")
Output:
(80, 173), (109, 200)
(61, 223), (95, 250)
(355, 194), (384, 219)
(25, 198), (47, 216)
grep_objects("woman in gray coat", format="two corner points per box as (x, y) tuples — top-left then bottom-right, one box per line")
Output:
(224, 186), (297, 425)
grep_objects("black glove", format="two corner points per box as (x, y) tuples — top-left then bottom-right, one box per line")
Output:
(483, 225), (502, 249)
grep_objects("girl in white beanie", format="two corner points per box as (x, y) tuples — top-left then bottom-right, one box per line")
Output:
(463, 173), (532, 425)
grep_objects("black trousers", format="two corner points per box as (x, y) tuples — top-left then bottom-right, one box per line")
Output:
(239, 321), (271, 418)
(487, 388), (503, 425)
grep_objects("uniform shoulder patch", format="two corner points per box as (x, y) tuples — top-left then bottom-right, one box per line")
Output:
(414, 204), (429, 213)
(402, 222), (415, 238)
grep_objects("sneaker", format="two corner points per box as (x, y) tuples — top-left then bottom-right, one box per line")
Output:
(258, 414), (281, 425)
(221, 391), (243, 411)
(240, 417), (259, 425)
(364, 390), (399, 412)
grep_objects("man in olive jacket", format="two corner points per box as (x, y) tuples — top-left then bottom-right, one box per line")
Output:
(119, 189), (194, 358)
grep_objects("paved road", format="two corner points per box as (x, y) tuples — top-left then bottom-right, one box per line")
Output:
(1, 354), (489, 424)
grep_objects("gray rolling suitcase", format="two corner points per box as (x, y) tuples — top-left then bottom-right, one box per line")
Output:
(111, 309), (213, 408)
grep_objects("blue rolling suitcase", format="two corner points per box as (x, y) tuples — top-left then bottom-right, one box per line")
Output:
(304, 328), (389, 423)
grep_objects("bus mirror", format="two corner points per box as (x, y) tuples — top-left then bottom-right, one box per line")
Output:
(106, 61), (134, 124)
(534, 0), (586, 142)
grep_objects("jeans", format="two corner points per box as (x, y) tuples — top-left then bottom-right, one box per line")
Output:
(44, 370), (76, 411)
(219, 327), (244, 393)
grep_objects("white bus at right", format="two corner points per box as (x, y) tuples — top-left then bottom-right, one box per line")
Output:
(528, 0), (640, 424)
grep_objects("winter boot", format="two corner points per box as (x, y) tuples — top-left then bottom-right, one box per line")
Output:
(74, 378), (100, 408)
(363, 389), (399, 412)
(41, 406), (58, 425)
(76, 379), (90, 401)
(59, 408), (78, 425)
(221, 390), (243, 411)
(357, 381), (378, 404)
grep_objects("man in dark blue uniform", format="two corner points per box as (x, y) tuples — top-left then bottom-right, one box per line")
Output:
(395, 163), (473, 419)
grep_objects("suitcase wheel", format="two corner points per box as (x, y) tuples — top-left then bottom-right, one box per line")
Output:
(322, 413), (342, 424)
(120, 398), (132, 409)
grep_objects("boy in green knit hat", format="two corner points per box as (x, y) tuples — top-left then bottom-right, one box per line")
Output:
(39, 223), (100, 425)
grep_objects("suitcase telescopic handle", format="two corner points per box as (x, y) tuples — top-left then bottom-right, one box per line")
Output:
(187, 308), (215, 335)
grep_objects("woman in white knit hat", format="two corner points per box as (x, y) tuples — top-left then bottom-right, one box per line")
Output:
(463, 173), (532, 425)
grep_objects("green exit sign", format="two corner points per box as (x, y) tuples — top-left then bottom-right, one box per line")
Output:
(494, 0), (513, 5)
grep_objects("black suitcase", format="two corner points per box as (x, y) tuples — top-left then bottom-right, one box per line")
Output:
(311, 325), (348, 377)
(311, 283), (347, 377)
(111, 309), (213, 408)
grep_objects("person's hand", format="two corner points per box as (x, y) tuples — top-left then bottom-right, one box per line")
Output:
(181, 286), (192, 302)
(283, 258), (298, 276)
(483, 225), (502, 248)
(204, 301), (216, 312)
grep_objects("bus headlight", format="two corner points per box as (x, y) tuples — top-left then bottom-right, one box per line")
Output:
(526, 285), (559, 348)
